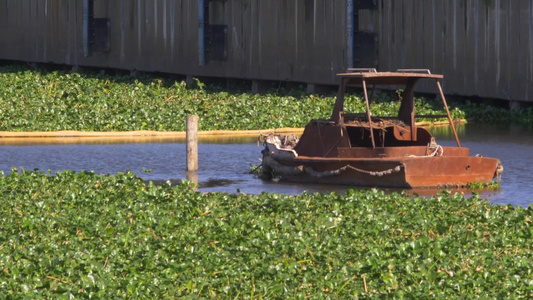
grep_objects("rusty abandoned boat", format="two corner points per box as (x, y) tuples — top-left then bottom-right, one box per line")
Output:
(260, 69), (503, 188)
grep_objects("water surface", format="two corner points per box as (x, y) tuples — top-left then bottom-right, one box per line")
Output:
(0, 123), (531, 207)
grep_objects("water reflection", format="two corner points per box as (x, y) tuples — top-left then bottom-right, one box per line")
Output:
(0, 123), (531, 207)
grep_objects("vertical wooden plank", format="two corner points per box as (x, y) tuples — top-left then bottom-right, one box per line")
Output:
(0, 2), (5, 57)
(463, 0), (478, 95)
(0, 1), (11, 57)
(280, 0), (297, 79)
(414, 0), (425, 68)
(311, 0), (326, 80)
(527, 0), (533, 99)
(135, 0), (143, 65)
(102, 0), (117, 67)
(169, 0), (176, 66)
(332, 0), (348, 79)
(237, 0), (250, 77)
(379, 0), (393, 71)
(257, 0), (279, 79)
(162, 0), (169, 64)
(249, 0), (259, 78)
(23, 2), (31, 61)
(498, 0), (510, 100)
(47, 0), (64, 63)
(312, 0), (323, 79)
(433, 0), (445, 76)
(442, 0), (457, 92)
(488, 0), (500, 98)
(226, 0), (237, 74)
(176, 0), (185, 67)
(422, 0), (435, 72)
(395, 0), (405, 68)
(509, 0), (529, 100)
(454, 0), (467, 94)
(68, 0), (78, 64)
(37, 0), (45, 61)
(26, 0), (35, 60)
(490, 0), (500, 97)
(153, 0), (167, 71)
(120, 0), (134, 67)
(457, 0), (466, 94)
(386, 0), (396, 69)
(404, 0), (415, 68)
(476, 0), (490, 95)
(294, 0), (308, 80)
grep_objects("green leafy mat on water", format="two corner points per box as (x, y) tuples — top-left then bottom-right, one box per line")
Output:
(1, 63), (532, 298)
(1, 170), (531, 298)
(0, 64), (464, 132)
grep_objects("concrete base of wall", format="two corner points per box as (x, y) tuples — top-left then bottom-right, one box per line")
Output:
(306, 83), (334, 94)
(510, 100), (523, 110)
(186, 75), (195, 86)
(252, 80), (276, 94)
(226, 78), (237, 89)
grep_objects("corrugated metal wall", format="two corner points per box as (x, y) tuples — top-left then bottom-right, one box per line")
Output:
(0, 0), (351, 85)
(1, 1), (532, 102)
(360, 0), (533, 101)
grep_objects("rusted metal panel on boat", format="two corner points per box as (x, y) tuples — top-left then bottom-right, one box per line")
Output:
(293, 121), (350, 158)
(404, 156), (500, 188)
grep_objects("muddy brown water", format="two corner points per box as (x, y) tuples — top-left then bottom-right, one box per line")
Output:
(0, 123), (531, 207)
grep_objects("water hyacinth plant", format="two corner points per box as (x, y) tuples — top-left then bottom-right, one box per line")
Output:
(461, 100), (533, 124)
(1, 170), (532, 298)
(0, 64), (464, 132)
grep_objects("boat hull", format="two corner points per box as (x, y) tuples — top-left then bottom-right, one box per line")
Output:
(262, 154), (501, 189)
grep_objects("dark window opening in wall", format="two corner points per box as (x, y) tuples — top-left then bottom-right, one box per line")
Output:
(358, 0), (377, 10)
(352, 0), (377, 68)
(207, 24), (227, 61)
(83, 0), (110, 57)
(200, 0), (227, 64)
(353, 32), (376, 67)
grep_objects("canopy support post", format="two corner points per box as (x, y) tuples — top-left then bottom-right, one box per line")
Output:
(363, 79), (376, 149)
(436, 80), (461, 147)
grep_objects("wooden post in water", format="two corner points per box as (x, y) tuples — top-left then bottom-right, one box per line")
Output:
(186, 115), (199, 172)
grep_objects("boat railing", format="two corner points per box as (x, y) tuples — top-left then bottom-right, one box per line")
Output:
(342, 113), (449, 122)
(415, 114), (448, 119)
(347, 68), (377, 73)
(397, 68), (432, 74)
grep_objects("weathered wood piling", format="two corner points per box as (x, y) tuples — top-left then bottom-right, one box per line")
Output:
(186, 115), (198, 172)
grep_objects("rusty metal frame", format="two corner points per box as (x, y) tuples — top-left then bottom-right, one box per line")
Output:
(436, 80), (461, 147)
(332, 70), (462, 148)
(362, 79), (376, 148)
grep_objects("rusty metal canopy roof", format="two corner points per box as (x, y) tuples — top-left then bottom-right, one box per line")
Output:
(337, 71), (443, 86)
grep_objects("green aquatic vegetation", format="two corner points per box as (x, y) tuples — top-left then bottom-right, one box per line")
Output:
(466, 180), (501, 190)
(0, 64), (465, 132)
(462, 101), (533, 124)
(0, 170), (532, 298)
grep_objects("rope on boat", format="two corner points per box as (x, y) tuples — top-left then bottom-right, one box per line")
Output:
(406, 137), (444, 157)
(428, 144), (444, 156)
(495, 162), (504, 182)
(263, 156), (402, 178)
(305, 164), (402, 178)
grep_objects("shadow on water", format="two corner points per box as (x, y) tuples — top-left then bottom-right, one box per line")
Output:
(0, 123), (531, 207)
